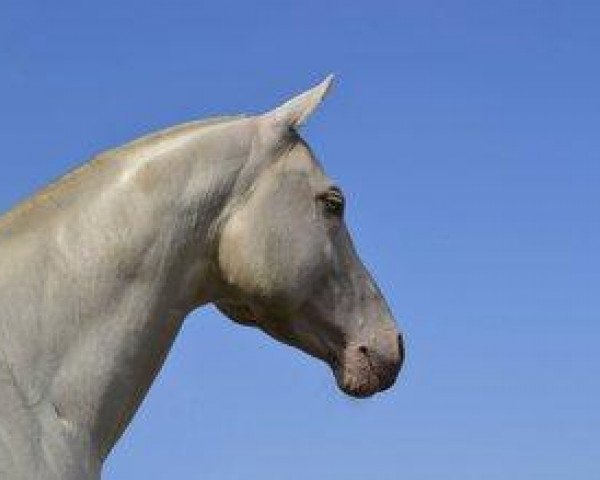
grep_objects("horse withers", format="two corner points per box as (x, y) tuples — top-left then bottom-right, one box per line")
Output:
(0, 76), (403, 480)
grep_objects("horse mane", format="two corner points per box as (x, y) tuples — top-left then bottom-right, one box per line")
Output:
(0, 115), (247, 237)
(107, 115), (246, 154)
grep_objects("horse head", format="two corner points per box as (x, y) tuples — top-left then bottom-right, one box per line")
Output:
(214, 77), (404, 397)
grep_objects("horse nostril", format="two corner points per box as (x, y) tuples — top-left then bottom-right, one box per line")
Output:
(358, 345), (368, 355)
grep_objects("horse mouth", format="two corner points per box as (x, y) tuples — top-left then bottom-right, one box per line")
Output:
(333, 364), (383, 398)
(330, 341), (403, 398)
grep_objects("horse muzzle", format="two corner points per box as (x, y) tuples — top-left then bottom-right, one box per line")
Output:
(333, 332), (404, 398)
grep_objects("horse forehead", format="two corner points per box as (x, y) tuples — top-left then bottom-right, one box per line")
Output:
(277, 140), (329, 186)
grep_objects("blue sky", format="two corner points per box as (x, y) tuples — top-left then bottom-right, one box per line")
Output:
(1, 1), (598, 478)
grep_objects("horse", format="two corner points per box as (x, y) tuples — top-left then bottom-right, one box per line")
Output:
(0, 76), (404, 480)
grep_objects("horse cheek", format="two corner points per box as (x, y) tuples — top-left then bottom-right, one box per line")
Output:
(283, 225), (329, 305)
(218, 213), (264, 295)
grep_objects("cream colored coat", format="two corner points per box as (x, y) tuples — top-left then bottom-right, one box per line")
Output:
(0, 77), (402, 480)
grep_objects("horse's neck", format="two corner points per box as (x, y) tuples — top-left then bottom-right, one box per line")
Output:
(0, 118), (253, 471)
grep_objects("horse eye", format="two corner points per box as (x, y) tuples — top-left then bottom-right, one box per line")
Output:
(321, 190), (345, 216)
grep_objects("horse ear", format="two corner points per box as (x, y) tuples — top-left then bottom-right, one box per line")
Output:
(266, 74), (334, 129)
